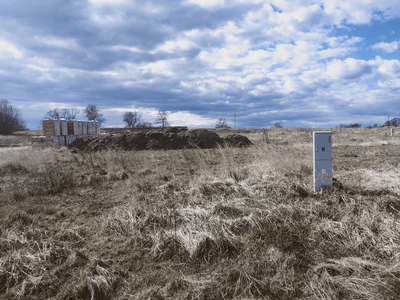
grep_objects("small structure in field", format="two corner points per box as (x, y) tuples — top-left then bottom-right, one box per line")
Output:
(42, 119), (100, 149)
(313, 131), (332, 192)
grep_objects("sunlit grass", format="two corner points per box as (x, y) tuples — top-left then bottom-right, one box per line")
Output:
(0, 128), (399, 299)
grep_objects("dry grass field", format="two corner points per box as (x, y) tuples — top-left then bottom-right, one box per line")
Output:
(0, 130), (43, 148)
(0, 127), (400, 299)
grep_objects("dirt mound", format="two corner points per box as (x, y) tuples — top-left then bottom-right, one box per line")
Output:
(223, 134), (255, 148)
(68, 128), (252, 152)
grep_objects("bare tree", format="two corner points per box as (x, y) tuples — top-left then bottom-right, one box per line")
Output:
(85, 104), (106, 126)
(0, 99), (27, 134)
(215, 118), (229, 128)
(44, 108), (80, 120)
(60, 108), (80, 120)
(385, 118), (400, 127)
(123, 111), (141, 128)
(44, 108), (61, 120)
(155, 110), (169, 128)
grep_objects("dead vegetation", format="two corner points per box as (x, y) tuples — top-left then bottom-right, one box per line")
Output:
(68, 128), (252, 152)
(0, 127), (399, 299)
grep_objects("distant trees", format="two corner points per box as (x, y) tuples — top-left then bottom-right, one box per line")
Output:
(385, 118), (400, 127)
(137, 122), (153, 128)
(155, 110), (169, 128)
(61, 108), (80, 120)
(274, 122), (282, 128)
(44, 109), (60, 120)
(122, 111), (141, 128)
(0, 99), (27, 134)
(44, 108), (80, 120)
(215, 118), (229, 128)
(340, 123), (362, 128)
(85, 104), (106, 126)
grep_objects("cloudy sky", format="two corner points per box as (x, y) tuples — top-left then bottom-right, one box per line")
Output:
(1, 0), (400, 129)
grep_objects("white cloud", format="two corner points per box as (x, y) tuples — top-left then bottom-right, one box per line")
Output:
(325, 58), (373, 82)
(37, 37), (80, 50)
(141, 60), (175, 76)
(89, 0), (126, 5)
(0, 39), (22, 59)
(377, 58), (400, 77)
(169, 111), (214, 127)
(151, 38), (197, 54)
(372, 41), (399, 53)
(186, 0), (224, 7)
(112, 45), (143, 53)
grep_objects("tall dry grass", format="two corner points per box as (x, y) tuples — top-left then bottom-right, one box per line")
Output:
(0, 128), (400, 299)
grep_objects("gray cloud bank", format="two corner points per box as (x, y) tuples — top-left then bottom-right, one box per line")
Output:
(1, 0), (400, 129)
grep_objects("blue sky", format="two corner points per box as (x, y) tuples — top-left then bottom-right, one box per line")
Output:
(1, 0), (400, 129)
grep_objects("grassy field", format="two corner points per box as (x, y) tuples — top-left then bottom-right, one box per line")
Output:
(0, 130), (44, 148)
(0, 127), (399, 299)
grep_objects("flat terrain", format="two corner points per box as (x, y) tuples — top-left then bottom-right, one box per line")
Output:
(0, 130), (44, 148)
(0, 127), (399, 299)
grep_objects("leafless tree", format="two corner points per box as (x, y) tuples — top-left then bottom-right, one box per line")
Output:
(0, 99), (27, 134)
(44, 108), (80, 120)
(85, 104), (106, 126)
(385, 118), (399, 127)
(155, 110), (169, 128)
(123, 111), (141, 128)
(60, 108), (80, 120)
(44, 108), (61, 120)
(215, 118), (229, 128)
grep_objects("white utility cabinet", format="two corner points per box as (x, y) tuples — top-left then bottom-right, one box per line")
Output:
(52, 119), (61, 136)
(95, 121), (100, 134)
(73, 120), (80, 135)
(60, 119), (68, 135)
(313, 131), (332, 192)
(88, 121), (94, 134)
(82, 121), (88, 135)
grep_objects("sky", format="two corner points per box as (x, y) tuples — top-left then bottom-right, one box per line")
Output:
(1, 0), (400, 129)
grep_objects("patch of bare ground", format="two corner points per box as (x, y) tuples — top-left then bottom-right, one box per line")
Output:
(0, 127), (399, 299)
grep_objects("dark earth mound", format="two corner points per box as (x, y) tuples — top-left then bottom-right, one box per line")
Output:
(68, 128), (252, 152)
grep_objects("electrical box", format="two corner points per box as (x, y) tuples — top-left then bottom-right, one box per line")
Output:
(95, 121), (100, 134)
(59, 136), (66, 148)
(53, 136), (66, 148)
(87, 121), (95, 134)
(60, 119), (68, 135)
(67, 120), (80, 135)
(43, 119), (61, 137)
(78, 121), (83, 135)
(313, 131), (332, 192)
(82, 121), (88, 135)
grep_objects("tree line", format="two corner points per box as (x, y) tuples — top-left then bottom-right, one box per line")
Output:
(43, 104), (106, 125)
(122, 110), (168, 128)
(2, 98), (400, 134)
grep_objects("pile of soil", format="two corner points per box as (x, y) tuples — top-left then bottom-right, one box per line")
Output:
(68, 128), (252, 152)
